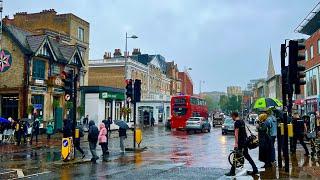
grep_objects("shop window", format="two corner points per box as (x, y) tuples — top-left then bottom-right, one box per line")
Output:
(310, 45), (314, 59)
(115, 102), (122, 120)
(105, 101), (112, 119)
(307, 68), (318, 96)
(33, 59), (46, 79)
(31, 95), (44, 118)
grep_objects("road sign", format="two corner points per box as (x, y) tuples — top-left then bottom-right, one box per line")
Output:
(65, 94), (71, 101)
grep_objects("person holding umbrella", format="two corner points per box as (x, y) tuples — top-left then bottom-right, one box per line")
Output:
(114, 120), (129, 153)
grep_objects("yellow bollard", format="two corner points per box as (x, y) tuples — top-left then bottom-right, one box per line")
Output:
(280, 123), (284, 135)
(288, 123), (293, 137)
(135, 129), (142, 146)
(75, 128), (79, 139)
(61, 138), (71, 161)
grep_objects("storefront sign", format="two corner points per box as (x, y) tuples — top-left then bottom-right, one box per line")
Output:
(53, 87), (64, 94)
(30, 86), (47, 94)
(35, 79), (45, 85)
(33, 104), (43, 109)
(101, 92), (124, 100)
(0, 49), (12, 73)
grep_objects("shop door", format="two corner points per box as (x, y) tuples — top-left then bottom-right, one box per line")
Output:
(54, 107), (63, 130)
(1, 94), (19, 120)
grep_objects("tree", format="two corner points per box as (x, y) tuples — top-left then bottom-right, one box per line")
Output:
(204, 95), (215, 112)
(219, 95), (242, 114)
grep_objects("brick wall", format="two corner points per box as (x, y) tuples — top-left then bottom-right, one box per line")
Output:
(178, 72), (193, 95)
(305, 30), (320, 69)
(89, 67), (126, 88)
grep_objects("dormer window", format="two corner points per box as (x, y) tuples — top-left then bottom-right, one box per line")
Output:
(39, 45), (50, 57)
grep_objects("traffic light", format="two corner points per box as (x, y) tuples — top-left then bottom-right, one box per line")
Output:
(61, 71), (73, 100)
(288, 40), (306, 94)
(134, 79), (141, 103)
(125, 79), (133, 100)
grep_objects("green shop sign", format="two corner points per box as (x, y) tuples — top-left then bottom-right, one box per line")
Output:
(100, 92), (124, 100)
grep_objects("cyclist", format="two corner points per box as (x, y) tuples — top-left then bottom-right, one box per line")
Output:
(225, 112), (258, 176)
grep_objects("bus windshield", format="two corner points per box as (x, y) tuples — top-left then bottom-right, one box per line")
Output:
(173, 107), (187, 116)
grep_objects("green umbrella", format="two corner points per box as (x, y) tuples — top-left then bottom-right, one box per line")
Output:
(253, 97), (282, 109)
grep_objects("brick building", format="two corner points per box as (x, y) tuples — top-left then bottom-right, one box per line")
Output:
(88, 49), (171, 125)
(0, 24), (84, 129)
(295, 3), (320, 112)
(166, 61), (181, 95)
(3, 9), (90, 85)
(178, 71), (193, 95)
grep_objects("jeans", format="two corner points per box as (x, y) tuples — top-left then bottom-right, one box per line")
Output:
(89, 141), (98, 160)
(120, 136), (126, 151)
(74, 140), (84, 155)
(271, 136), (276, 162)
(230, 147), (257, 174)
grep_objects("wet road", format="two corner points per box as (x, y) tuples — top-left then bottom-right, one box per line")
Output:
(0, 125), (316, 179)
(0, 126), (261, 179)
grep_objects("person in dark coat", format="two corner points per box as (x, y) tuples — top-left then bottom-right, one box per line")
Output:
(88, 120), (99, 162)
(30, 119), (40, 145)
(74, 124), (85, 159)
(119, 127), (127, 153)
(291, 113), (309, 156)
(22, 121), (29, 144)
(257, 113), (273, 168)
(63, 119), (73, 138)
(15, 119), (23, 146)
(151, 117), (155, 127)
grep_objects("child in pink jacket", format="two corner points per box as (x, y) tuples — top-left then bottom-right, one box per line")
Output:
(98, 123), (108, 161)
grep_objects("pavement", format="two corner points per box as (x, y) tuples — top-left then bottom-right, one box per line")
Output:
(0, 124), (319, 179)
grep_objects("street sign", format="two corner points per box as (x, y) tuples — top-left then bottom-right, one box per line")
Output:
(33, 104), (42, 109)
(65, 94), (71, 101)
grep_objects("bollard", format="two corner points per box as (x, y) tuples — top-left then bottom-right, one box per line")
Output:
(135, 128), (142, 147)
(288, 123), (293, 137)
(280, 123), (284, 135)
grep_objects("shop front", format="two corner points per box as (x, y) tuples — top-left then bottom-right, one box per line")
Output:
(305, 98), (319, 113)
(82, 86), (125, 129)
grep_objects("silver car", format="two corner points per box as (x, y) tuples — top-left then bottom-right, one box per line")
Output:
(186, 117), (211, 133)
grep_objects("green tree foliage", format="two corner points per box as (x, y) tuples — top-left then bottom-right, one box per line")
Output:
(219, 95), (242, 114)
(204, 95), (215, 112)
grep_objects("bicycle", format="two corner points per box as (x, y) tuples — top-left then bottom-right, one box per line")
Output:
(228, 149), (245, 168)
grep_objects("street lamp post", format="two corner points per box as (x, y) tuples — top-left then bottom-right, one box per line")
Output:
(124, 32), (138, 80)
(199, 80), (205, 95)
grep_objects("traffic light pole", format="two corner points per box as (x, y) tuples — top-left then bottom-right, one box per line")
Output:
(133, 101), (136, 149)
(281, 43), (289, 172)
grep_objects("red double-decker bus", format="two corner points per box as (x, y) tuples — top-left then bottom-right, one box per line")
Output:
(170, 95), (208, 129)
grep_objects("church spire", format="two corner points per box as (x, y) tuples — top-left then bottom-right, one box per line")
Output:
(267, 48), (275, 79)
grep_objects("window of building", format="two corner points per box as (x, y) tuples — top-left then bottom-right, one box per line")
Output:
(31, 95), (44, 117)
(33, 59), (46, 79)
(52, 64), (60, 75)
(318, 40), (320, 54)
(305, 49), (309, 61)
(310, 45), (314, 59)
(105, 101), (112, 119)
(78, 27), (84, 41)
(306, 67), (318, 96)
(38, 45), (50, 57)
(115, 102), (122, 121)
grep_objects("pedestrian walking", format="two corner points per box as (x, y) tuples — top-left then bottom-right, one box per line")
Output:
(119, 127), (127, 153)
(257, 113), (273, 168)
(88, 120), (99, 163)
(46, 122), (54, 141)
(102, 118), (111, 150)
(74, 124), (85, 159)
(30, 118), (40, 145)
(83, 115), (89, 126)
(266, 109), (277, 163)
(291, 113), (309, 156)
(225, 112), (258, 176)
(98, 123), (108, 161)
(15, 119), (23, 146)
(151, 117), (155, 127)
(22, 120), (29, 144)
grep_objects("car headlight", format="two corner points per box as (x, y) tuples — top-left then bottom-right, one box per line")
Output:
(222, 125), (225, 128)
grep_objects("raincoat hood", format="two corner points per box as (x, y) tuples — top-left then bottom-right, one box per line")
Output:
(89, 120), (95, 127)
(99, 123), (105, 130)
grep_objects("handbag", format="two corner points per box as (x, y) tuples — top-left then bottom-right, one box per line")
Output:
(245, 125), (259, 149)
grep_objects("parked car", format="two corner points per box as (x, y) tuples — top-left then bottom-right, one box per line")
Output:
(165, 118), (171, 129)
(221, 118), (234, 135)
(186, 117), (211, 133)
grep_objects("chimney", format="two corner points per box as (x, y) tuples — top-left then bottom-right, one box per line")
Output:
(113, 49), (122, 57)
(132, 48), (141, 55)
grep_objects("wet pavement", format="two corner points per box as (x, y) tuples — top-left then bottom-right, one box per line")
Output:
(0, 125), (319, 179)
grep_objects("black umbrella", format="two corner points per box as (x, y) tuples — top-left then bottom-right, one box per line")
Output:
(114, 120), (129, 129)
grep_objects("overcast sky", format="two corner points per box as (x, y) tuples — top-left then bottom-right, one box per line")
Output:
(6, 0), (318, 92)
